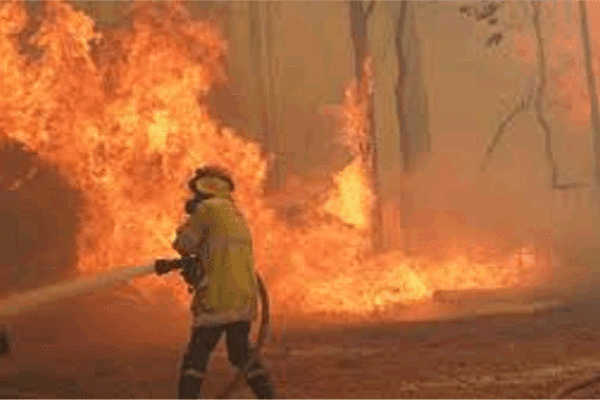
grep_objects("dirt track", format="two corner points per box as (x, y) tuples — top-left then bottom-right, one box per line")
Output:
(2, 286), (600, 399)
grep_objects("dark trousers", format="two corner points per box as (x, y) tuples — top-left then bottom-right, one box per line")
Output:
(178, 321), (275, 399)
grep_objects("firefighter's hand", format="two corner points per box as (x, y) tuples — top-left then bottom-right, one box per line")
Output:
(180, 268), (195, 287)
(179, 257), (198, 288)
(154, 259), (179, 275)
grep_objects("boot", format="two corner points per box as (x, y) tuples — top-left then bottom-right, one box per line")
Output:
(247, 372), (277, 399)
(178, 372), (203, 399)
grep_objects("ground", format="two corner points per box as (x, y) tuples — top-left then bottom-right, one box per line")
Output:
(2, 284), (600, 399)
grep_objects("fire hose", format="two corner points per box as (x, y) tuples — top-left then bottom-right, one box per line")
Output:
(552, 373), (600, 399)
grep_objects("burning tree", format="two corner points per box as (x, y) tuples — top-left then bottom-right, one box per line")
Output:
(348, 1), (383, 254)
(0, 0), (266, 305)
(347, 1), (432, 255)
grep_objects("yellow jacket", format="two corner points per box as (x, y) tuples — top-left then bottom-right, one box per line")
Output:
(173, 195), (258, 327)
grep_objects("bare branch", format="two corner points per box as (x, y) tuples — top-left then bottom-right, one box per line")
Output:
(395, 0), (410, 254)
(396, 0), (409, 172)
(459, 4), (471, 17)
(365, 1), (376, 17)
(531, 1), (559, 186)
(525, 1), (589, 191)
(486, 32), (503, 47)
(477, 1), (589, 189)
(479, 96), (530, 173)
(479, 77), (535, 173)
(553, 182), (589, 190)
(579, 0), (600, 189)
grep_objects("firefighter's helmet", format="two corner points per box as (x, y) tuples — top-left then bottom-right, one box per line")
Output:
(188, 166), (235, 196)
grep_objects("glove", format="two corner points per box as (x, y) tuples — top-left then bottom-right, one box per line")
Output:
(154, 258), (180, 275)
(179, 256), (199, 287)
(180, 270), (195, 294)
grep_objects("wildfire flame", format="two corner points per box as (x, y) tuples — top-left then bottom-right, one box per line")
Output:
(0, 1), (545, 320)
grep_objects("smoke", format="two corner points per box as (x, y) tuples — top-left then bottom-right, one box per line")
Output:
(405, 151), (552, 260)
(551, 196), (600, 296)
(0, 139), (83, 295)
(403, 147), (600, 299)
(0, 139), (188, 348)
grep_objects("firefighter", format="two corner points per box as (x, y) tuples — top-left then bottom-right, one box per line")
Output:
(155, 166), (276, 399)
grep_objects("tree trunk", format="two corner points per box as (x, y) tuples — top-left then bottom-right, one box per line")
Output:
(396, 1), (410, 175)
(531, 1), (560, 186)
(350, 2), (370, 80)
(395, 1), (410, 255)
(349, 1), (384, 254)
(394, 2), (431, 255)
(248, 1), (267, 143)
(579, 0), (600, 203)
(265, 2), (285, 190)
(248, 2), (285, 191)
(366, 65), (384, 255)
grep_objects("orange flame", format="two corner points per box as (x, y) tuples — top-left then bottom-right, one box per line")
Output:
(0, 1), (544, 320)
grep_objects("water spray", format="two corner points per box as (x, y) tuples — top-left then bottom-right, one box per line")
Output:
(0, 262), (158, 358)
(0, 263), (156, 320)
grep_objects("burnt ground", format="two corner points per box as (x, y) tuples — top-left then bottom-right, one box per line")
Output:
(2, 283), (600, 399)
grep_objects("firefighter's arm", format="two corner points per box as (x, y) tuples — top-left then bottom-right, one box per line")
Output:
(172, 203), (211, 256)
(154, 222), (195, 275)
(154, 256), (199, 276)
(158, 205), (211, 282)
(172, 222), (197, 257)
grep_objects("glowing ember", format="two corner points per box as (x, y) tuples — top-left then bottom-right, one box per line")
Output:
(0, 1), (544, 319)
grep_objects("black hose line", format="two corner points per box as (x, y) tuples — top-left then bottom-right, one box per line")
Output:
(215, 274), (271, 399)
(553, 373), (600, 399)
(0, 325), (10, 357)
